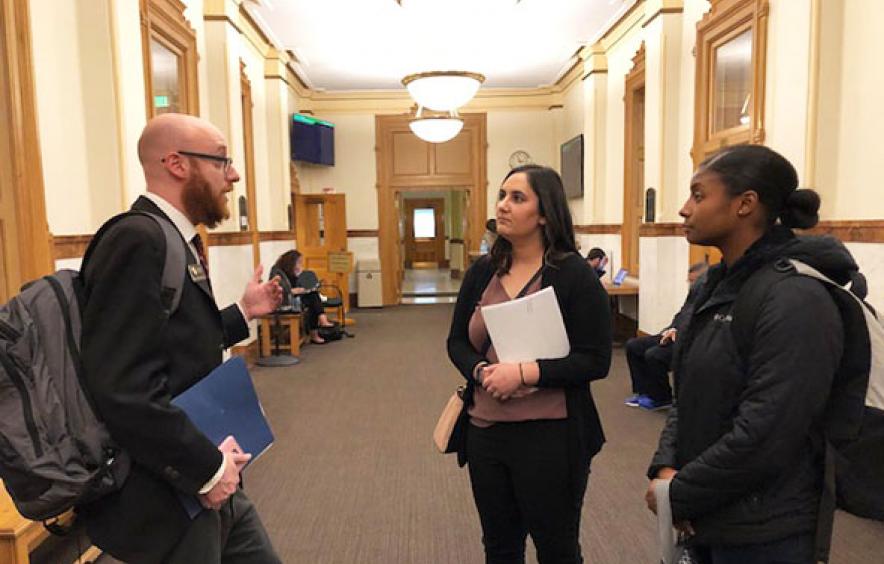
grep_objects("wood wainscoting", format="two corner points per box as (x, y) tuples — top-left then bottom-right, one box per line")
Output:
(574, 224), (622, 235)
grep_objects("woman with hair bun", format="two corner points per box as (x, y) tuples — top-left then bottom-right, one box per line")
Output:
(644, 145), (866, 563)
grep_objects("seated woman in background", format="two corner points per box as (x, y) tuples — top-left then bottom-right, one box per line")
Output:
(271, 250), (335, 344)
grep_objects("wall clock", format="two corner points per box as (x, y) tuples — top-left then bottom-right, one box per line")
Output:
(508, 150), (532, 168)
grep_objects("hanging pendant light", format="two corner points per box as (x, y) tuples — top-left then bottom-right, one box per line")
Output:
(409, 107), (464, 144)
(402, 71), (485, 112)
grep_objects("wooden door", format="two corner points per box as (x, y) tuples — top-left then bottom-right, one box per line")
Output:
(294, 193), (350, 312)
(404, 198), (445, 268)
(622, 46), (645, 277)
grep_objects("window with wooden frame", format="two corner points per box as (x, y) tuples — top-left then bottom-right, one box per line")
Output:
(690, 0), (768, 266)
(692, 0), (768, 166)
(140, 0), (199, 117)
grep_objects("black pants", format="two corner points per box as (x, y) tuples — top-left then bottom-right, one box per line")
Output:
(300, 292), (324, 331)
(466, 419), (590, 564)
(625, 334), (673, 401)
(693, 533), (815, 564)
(164, 489), (280, 564)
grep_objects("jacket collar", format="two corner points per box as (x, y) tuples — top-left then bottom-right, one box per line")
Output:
(132, 195), (215, 301)
(694, 226), (796, 314)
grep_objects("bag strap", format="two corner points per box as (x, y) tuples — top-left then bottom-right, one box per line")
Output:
(82, 210), (186, 317)
(731, 259), (796, 365)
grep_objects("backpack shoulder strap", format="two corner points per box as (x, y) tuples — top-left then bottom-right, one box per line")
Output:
(83, 210), (186, 316)
(731, 259), (797, 364)
(140, 211), (186, 316)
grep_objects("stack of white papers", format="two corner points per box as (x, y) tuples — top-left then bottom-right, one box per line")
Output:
(481, 286), (570, 363)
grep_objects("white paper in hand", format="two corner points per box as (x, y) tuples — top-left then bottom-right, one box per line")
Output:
(481, 286), (570, 363)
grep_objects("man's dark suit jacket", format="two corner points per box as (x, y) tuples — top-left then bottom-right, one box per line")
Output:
(78, 196), (249, 562)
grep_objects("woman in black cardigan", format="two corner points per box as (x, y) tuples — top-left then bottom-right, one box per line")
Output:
(447, 165), (612, 564)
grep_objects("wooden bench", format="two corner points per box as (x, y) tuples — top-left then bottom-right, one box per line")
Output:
(0, 485), (101, 563)
(257, 312), (307, 358)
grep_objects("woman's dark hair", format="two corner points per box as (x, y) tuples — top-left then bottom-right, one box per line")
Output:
(699, 144), (820, 229)
(586, 247), (606, 261)
(485, 218), (497, 232)
(489, 164), (578, 274)
(273, 249), (302, 282)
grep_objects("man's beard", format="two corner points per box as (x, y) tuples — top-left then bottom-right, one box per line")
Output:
(182, 169), (229, 228)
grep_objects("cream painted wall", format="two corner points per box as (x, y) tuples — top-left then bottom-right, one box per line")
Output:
(581, 73), (608, 225)
(601, 22), (644, 224)
(643, 13), (685, 223)
(297, 113), (378, 230)
(111, 0), (149, 208)
(814, 0), (884, 219)
(30, 0), (123, 235)
(639, 236), (692, 332)
(673, 0), (710, 208)
(239, 40), (273, 232)
(487, 109), (557, 217)
(764, 0), (812, 182)
(264, 77), (292, 231)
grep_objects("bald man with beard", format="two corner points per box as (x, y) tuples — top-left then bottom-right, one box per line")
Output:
(76, 114), (283, 563)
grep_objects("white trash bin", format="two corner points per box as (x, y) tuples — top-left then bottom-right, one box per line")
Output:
(357, 258), (383, 308)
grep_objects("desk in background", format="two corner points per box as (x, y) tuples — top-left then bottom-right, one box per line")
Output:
(603, 279), (639, 342)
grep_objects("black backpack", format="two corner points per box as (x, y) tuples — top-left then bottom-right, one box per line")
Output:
(0, 211), (185, 521)
(732, 257), (884, 562)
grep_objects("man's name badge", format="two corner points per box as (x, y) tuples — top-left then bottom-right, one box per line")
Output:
(188, 263), (208, 283)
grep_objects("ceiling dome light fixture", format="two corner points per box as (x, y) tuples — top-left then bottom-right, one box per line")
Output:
(402, 71), (485, 112)
(409, 108), (464, 143)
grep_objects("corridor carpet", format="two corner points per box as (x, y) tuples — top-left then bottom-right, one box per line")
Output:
(97, 303), (883, 563)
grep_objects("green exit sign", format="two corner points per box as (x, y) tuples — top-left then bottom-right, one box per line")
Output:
(154, 95), (170, 108)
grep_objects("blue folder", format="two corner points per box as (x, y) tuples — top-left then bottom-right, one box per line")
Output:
(171, 356), (274, 518)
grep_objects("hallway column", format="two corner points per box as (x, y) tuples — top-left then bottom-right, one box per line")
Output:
(580, 44), (608, 227)
(641, 1), (684, 223)
(638, 2), (690, 335)
(263, 48), (293, 232)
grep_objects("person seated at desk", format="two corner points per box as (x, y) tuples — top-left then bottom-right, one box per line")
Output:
(271, 250), (336, 344)
(624, 262), (708, 410)
(586, 247), (608, 278)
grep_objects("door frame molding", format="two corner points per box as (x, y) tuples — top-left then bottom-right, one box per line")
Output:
(375, 113), (487, 305)
(1, 0), (53, 297)
(403, 197), (446, 268)
(622, 43), (645, 276)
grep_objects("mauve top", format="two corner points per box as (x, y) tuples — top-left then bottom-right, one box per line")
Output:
(467, 273), (567, 426)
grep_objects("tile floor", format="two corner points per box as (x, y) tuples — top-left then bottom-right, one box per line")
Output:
(400, 268), (461, 304)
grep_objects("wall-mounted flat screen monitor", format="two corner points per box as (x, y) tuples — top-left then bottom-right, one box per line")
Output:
(560, 134), (584, 199)
(291, 114), (335, 166)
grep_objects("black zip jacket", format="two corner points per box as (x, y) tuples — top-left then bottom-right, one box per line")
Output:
(648, 226), (862, 545)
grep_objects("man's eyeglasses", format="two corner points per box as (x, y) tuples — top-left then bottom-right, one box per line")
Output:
(163, 150), (233, 172)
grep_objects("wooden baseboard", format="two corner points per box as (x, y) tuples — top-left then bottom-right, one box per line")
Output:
(230, 339), (259, 366)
